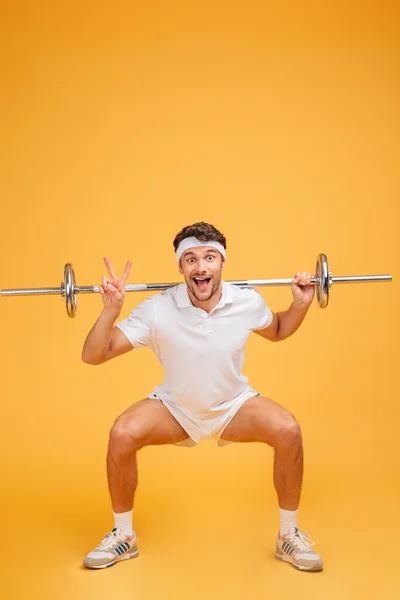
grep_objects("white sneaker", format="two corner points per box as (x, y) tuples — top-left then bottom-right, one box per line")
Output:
(83, 527), (139, 569)
(275, 527), (323, 571)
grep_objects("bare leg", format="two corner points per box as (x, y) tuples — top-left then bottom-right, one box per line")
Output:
(106, 446), (138, 513)
(220, 395), (303, 510)
(273, 430), (303, 510)
(107, 398), (190, 512)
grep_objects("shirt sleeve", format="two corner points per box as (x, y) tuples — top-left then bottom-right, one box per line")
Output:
(115, 297), (154, 348)
(251, 290), (274, 331)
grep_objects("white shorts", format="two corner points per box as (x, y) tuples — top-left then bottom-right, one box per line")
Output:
(147, 387), (259, 447)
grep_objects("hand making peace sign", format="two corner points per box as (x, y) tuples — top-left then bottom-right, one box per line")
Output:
(100, 257), (132, 313)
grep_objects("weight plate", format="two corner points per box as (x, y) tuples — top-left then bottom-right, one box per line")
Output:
(315, 253), (330, 308)
(64, 264), (77, 317)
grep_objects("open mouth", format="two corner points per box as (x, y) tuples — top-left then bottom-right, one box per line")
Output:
(193, 277), (211, 292)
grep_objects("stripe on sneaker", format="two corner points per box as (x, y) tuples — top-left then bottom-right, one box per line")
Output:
(283, 542), (294, 555)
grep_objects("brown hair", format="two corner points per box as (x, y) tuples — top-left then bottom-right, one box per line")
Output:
(173, 222), (227, 251)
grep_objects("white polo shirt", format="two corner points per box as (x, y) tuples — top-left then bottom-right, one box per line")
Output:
(116, 281), (273, 414)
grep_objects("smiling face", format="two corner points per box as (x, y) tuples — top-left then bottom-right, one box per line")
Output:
(179, 246), (225, 303)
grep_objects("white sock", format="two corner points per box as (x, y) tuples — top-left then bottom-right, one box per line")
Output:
(279, 507), (298, 537)
(113, 509), (134, 539)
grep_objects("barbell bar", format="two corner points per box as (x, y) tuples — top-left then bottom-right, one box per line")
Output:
(0, 254), (392, 318)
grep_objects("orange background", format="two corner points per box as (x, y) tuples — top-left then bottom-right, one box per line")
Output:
(0, 1), (399, 598)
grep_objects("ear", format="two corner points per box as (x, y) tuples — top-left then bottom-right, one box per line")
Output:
(221, 258), (225, 271)
(178, 261), (184, 275)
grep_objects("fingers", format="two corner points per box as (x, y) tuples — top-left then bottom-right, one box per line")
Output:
(101, 275), (118, 292)
(293, 272), (313, 286)
(103, 257), (132, 283)
(103, 256), (117, 280)
(121, 259), (132, 283)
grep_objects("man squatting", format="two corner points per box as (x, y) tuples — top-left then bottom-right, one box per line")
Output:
(81, 222), (323, 572)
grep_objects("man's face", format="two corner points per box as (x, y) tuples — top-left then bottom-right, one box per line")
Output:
(179, 246), (225, 302)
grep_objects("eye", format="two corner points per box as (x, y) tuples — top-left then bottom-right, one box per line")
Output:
(188, 257), (195, 264)
(207, 255), (215, 261)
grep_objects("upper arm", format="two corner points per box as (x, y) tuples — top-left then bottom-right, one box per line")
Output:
(253, 312), (279, 341)
(86, 298), (154, 365)
(103, 326), (135, 361)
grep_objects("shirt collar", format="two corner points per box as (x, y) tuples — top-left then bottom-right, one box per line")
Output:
(176, 280), (233, 309)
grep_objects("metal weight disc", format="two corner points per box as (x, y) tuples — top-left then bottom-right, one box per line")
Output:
(315, 254), (330, 308)
(63, 264), (77, 317)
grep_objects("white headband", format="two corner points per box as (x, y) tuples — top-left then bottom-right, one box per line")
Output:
(175, 237), (226, 263)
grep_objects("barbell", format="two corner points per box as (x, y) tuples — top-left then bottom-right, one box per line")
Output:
(0, 254), (392, 318)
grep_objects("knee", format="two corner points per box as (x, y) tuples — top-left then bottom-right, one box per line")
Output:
(109, 417), (148, 454)
(274, 413), (302, 448)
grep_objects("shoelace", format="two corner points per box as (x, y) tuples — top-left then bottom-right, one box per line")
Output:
(283, 529), (315, 552)
(97, 529), (128, 550)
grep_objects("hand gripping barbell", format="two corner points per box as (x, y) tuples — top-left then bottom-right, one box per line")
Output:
(0, 254), (392, 318)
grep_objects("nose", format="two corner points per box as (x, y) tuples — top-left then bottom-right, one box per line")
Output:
(197, 259), (208, 272)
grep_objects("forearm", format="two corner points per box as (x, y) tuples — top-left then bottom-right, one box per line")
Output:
(82, 308), (120, 364)
(276, 301), (311, 342)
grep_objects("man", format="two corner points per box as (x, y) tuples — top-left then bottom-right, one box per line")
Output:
(81, 222), (323, 572)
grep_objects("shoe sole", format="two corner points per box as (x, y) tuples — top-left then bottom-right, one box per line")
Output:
(84, 548), (139, 570)
(275, 552), (323, 571)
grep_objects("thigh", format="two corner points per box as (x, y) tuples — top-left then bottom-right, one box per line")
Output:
(113, 398), (190, 446)
(220, 395), (297, 444)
